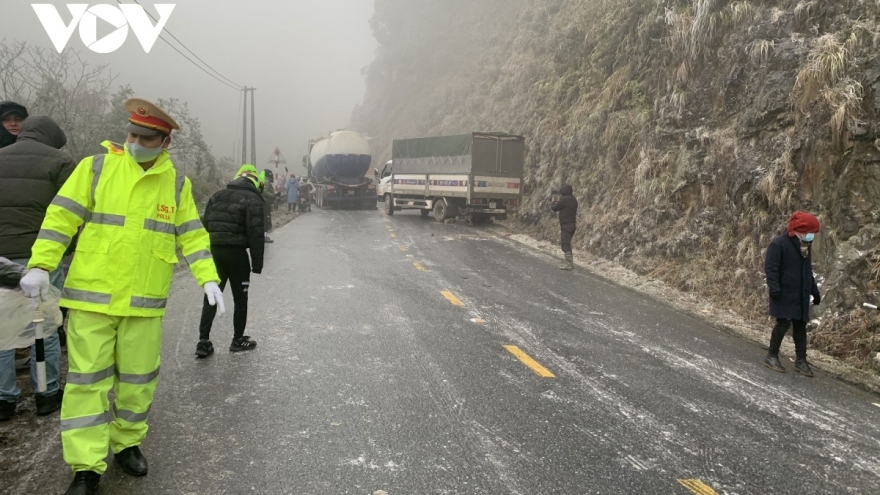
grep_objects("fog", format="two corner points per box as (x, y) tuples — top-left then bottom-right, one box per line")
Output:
(3, 0), (377, 169)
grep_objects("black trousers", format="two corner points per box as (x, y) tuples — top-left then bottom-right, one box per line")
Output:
(199, 246), (251, 341)
(560, 224), (576, 253)
(768, 318), (808, 359)
(288, 201), (297, 212)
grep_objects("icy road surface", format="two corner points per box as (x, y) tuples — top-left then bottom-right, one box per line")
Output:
(2, 208), (879, 495)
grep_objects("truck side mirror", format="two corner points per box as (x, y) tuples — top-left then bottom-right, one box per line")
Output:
(373, 168), (379, 177)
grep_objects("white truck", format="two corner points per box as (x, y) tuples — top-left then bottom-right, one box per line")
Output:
(375, 132), (524, 223)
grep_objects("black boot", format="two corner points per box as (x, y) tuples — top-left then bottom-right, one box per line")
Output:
(0, 400), (15, 421)
(794, 358), (814, 377)
(114, 446), (148, 476)
(65, 471), (100, 495)
(558, 252), (573, 270)
(230, 336), (257, 352)
(763, 354), (786, 373)
(195, 340), (214, 358)
(35, 389), (63, 416)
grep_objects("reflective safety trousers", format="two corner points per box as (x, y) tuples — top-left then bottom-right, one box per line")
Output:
(29, 141), (219, 317)
(61, 310), (161, 474)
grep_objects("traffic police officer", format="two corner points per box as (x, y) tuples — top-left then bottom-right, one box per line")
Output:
(20, 98), (225, 495)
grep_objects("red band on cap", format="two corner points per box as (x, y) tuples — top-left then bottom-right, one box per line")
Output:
(129, 113), (172, 135)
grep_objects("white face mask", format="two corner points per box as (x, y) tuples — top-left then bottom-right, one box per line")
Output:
(126, 139), (166, 163)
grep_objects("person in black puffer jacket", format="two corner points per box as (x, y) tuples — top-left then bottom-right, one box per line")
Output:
(196, 172), (265, 357)
(551, 184), (579, 271)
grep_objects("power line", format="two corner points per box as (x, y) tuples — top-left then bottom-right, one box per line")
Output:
(113, 0), (241, 91)
(126, 0), (242, 88)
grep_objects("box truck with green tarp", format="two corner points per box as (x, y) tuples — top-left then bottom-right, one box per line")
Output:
(375, 132), (524, 223)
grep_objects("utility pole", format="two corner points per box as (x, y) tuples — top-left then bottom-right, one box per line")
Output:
(241, 87), (248, 166)
(250, 88), (257, 167)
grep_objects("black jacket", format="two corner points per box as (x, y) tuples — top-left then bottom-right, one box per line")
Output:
(0, 116), (76, 259)
(765, 233), (820, 322)
(551, 185), (578, 228)
(203, 177), (266, 273)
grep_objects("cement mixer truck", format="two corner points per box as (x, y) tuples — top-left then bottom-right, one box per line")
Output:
(303, 130), (377, 209)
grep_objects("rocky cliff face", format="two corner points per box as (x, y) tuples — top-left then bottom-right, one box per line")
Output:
(352, 0), (880, 370)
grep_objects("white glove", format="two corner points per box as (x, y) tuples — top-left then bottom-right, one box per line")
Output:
(203, 281), (226, 315)
(20, 268), (50, 299)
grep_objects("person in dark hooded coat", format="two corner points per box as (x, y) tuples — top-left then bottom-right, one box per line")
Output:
(550, 184), (578, 271)
(0, 116), (77, 258)
(0, 101), (28, 149)
(0, 115), (74, 421)
(763, 211), (821, 377)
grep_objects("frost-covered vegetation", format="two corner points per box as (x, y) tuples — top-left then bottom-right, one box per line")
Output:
(353, 0), (880, 370)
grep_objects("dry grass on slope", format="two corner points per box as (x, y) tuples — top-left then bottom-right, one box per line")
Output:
(354, 0), (880, 372)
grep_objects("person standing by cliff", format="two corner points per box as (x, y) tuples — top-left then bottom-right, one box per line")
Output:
(0, 116), (76, 421)
(763, 211), (821, 377)
(551, 184), (578, 271)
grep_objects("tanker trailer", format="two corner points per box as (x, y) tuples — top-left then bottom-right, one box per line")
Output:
(304, 130), (377, 209)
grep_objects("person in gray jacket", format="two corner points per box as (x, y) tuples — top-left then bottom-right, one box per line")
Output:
(0, 116), (75, 420)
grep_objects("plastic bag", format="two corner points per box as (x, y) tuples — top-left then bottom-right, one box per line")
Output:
(0, 286), (64, 351)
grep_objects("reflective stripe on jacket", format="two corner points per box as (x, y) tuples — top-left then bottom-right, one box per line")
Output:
(28, 141), (220, 317)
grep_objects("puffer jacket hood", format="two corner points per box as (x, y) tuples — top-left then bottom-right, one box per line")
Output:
(560, 184), (573, 196)
(17, 116), (67, 149)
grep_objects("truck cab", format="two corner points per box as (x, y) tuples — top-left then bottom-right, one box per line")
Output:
(375, 160), (393, 202)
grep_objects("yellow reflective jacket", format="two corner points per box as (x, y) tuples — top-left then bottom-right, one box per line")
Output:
(29, 141), (219, 317)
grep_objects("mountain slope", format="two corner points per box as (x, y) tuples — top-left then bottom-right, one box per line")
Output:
(352, 0), (880, 370)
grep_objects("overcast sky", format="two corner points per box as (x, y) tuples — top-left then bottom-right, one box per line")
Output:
(4, 0), (378, 172)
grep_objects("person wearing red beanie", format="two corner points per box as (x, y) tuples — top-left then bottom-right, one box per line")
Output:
(763, 211), (821, 376)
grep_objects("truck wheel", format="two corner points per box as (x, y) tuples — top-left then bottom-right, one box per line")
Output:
(434, 199), (449, 222)
(384, 195), (394, 216)
(420, 208), (430, 218)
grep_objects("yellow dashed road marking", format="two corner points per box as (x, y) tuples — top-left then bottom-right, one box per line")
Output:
(398, 246), (409, 252)
(470, 318), (485, 324)
(677, 479), (719, 495)
(413, 262), (426, 271)
(440, 290), (465, 307)
(503, 345), (555, 378)
(390, 233), (397, 238)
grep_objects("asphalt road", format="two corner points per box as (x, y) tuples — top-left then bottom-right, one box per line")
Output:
(3, 207), (880, 495)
